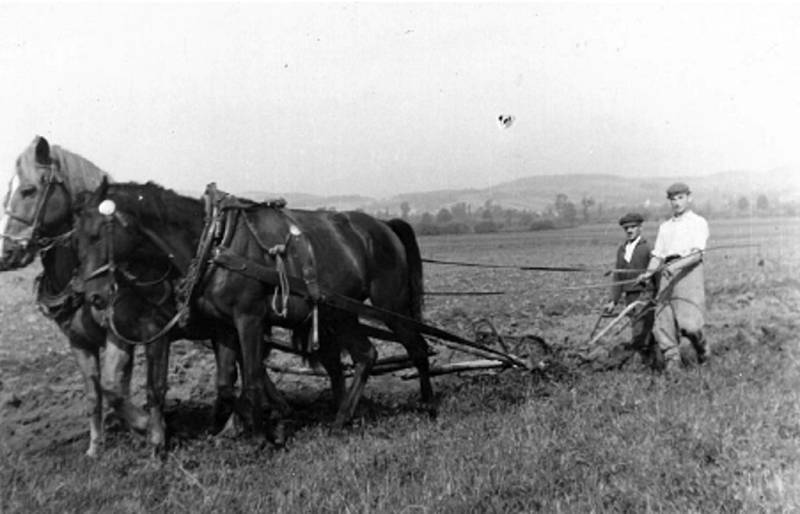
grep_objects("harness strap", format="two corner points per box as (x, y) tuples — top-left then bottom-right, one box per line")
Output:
(213, 247), (310, 295)
(176, 189), (223, 326)
(270, 251), (291, 318)
(280, 210), (321, 302)
(1, 164), (64, 246)
(35, 271), (82, 322)
(139, 225), (191, 272)
(106, 295), (183, 346)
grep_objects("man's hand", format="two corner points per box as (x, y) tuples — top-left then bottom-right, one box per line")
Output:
(602, 300), (616, 315)
(635, 271), (652, 284)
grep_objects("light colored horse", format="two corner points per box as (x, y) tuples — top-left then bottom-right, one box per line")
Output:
(1, 136), (149, 456)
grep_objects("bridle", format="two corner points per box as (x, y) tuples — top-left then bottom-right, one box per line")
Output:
(1, 163), (72, 251)
(84, 201), (188, 345)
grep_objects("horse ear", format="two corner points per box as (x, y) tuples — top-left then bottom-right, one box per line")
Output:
(73, 191), (89, 215)
(98, 176), (110, 198)
(35, 136), (52, 165)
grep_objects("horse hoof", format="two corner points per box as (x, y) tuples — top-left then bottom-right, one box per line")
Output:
(328, 424), (347, 438)
(215, 413), (244, 439)
(151, 445), (168, 463)
(416, 397), (440, 419)
(85, 444), (101, 458)
(268, 420), (288, 448)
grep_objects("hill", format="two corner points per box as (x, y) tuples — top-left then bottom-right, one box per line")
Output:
(237, 168), (800, 216)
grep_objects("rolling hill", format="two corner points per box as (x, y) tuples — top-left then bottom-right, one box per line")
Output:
(237, 167), (800, 216)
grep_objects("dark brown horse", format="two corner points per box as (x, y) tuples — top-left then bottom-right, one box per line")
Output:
(74, 180), (434, 437)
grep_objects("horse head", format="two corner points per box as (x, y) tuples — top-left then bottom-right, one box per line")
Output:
(74, 178), (194, 321)
(73, 178), (135, 312)
(0, 136), (109, 270)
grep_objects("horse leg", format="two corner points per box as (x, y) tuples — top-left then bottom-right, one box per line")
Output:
(211, 328), (239, 433)
(68, 341), (103, 457)
(262, 328), (291, 418)
(387, 320), (435, 406)
(234, 310), (268, 441)
(101, 340), (149, 432)
(313, 326), (346, 412)
(260, 327), (289, 446)
(332, 317), (376, 430)
(145, 337), (170, 458)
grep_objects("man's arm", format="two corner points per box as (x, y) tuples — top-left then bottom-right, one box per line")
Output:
(636, 255), (663, 284)
(663, 248), (703, 276)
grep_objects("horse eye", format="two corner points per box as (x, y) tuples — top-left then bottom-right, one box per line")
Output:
(20, 185), (37, 198)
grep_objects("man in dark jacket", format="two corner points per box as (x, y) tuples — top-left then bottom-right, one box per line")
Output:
(602, 212), (658, 368)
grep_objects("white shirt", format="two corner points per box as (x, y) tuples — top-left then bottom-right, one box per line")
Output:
(652, 210), (709, 259)
(623, 236), (641, 263)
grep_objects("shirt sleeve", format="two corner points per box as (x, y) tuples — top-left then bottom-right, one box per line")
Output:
(693, 216), (709, 251)
(652, 224), (666, 259)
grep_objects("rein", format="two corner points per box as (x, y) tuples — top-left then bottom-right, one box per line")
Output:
(422, 257), (593, 272)
(105, 291), (184, 346)
(86, 208), (185, 345)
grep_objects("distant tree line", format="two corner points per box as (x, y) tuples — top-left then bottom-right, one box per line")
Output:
(368, 191), (798, 236)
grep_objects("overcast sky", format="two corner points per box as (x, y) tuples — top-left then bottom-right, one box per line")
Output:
(2, 3), (799, 199)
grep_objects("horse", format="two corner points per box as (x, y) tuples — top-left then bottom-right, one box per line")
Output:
(0, 136), (154, 456)
(74, 179), (434, 437)
(0, 137), (248, 457)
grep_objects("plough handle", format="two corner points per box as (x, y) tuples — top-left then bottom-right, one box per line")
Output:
(585, 300), (647, 347)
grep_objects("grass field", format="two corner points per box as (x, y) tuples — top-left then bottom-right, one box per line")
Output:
(1, 216), (798, 513)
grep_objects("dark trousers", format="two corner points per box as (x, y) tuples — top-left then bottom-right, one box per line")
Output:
(599, 290), (658, 371)
(624, 290), (660, 368)
(625, 291), (653, 349)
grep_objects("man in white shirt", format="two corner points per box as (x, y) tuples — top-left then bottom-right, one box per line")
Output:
(636, 182), (709, 371)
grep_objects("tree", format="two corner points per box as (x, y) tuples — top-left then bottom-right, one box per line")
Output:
(435, 208), (453, 224)
(420, 212), (434, 225)
(451, 202), (469, 221)
(737, 196), (750, 212)
(555, 193), (577, 226)
(474, 220), (497, 233)
(581, 196), (595, 223)
(400, 201), (411, 220)
(756, 194), (769, 211)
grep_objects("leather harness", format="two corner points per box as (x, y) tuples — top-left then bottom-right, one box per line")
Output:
(176, 183), (321, 344)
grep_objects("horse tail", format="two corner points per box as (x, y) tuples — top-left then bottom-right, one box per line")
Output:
(385, 218), (424, 321)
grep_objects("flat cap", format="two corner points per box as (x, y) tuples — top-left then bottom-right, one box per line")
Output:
(618, 212), (644, 226)
(666, 182), (691, 197)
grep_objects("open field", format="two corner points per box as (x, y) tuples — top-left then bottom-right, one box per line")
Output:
(1, 216), (799, 513)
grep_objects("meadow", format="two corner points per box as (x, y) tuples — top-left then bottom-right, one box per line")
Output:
(1, 216), (798, 513)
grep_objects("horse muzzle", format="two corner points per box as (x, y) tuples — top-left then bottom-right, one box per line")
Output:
(0, 242), (35, 271)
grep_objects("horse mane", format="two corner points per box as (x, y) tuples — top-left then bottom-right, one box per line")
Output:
(103, 181), (203, 230)
(47, 142), (111, 197)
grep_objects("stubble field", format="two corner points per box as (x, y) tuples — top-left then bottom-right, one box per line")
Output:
(1, 216), (799, 513)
